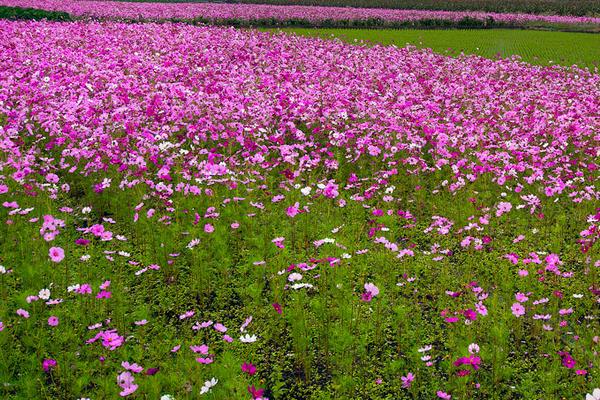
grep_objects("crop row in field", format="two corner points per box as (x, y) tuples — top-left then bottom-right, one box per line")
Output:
(0, 19), (599, 399)
(1, 0), (599, 31)
(116, 0), (600, 18)
(230, 0), (600, 17)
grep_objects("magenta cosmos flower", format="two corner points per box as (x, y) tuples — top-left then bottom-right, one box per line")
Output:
(42, 358), (57, 373)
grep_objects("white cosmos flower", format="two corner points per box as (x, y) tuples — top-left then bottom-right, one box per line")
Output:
(199, 378), (218, 395)
(240, 334), (257, 343)
(586, 388), (600, 400)
(38, 288), (51, 300)
(291, 283), (313, 290)
(468, 343), (480, 354)
(67, 284), (80, 293)
(288, 273), (302, 282)
(300, 186), (312, 196)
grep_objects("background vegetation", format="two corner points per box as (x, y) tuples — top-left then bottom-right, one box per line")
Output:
(112, 0), (600, 17)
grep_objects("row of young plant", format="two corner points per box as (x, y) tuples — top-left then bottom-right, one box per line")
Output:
(1, 5), (598, 32)
(113, 0), (600, 18)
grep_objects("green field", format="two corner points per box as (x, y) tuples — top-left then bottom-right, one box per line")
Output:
(268, 28), (600, 69)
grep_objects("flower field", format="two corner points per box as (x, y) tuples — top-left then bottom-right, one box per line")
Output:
(0, 18), (599, 400)
(1, 0), (600, 29)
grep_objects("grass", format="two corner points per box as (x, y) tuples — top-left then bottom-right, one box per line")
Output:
(268, 28), (600, 68)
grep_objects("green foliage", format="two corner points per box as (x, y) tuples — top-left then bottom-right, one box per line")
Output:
(0, 6), (72, 21)
(0, 165), (598, 399)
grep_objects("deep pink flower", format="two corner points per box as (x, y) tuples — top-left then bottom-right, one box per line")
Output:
(248, 385), (265, 399)
(241, 362), (257, 376)
(42, 358), (57, 373)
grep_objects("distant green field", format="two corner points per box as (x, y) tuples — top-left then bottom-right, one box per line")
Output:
(268, 28), (600, 69)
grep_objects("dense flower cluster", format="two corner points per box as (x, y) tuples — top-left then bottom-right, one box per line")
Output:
(0, 21), (598, 201)
(0, 19), (598, 399)
(1, 0), (600, 26)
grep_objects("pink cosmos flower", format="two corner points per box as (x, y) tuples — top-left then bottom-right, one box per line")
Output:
(401, 372), (415, 388)
(204, 223), (214, 233)
(122, 361), (144, 373)
(100, 280), (111, 290)
(437, 391), (452, 399)
(190, 344), (209, 354)
(96, 290), (111, 299)
(495, 201), (512, 217)
(286, 202), (300, 218)
(361, 282), (379, 302)
(117, 371), (138, 397)
(46, 173), (59, 183)
(16, 309), (30, 318)
(87, 329), (124, 351)
(48, 246), (65, 263)
(511, 302), (525, 317)
(515, 292), (529, 302)
(179, 310), (195, 320)
(271, 237), (285, 249)
(48, 316), (59, 326)
(76, 284), (93, 295)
